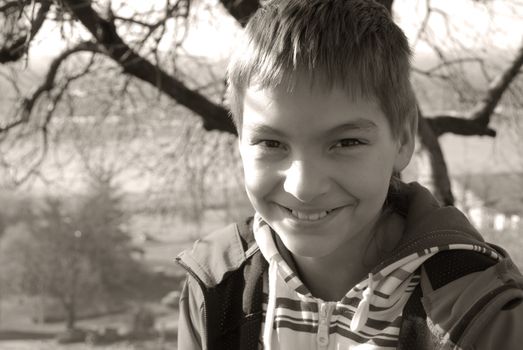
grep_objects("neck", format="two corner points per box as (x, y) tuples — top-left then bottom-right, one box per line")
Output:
(297, 256), (366, 301)
(278, 211), (405, 301)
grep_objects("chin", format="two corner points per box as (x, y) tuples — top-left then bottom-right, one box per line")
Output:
(277, 233), (337, 258)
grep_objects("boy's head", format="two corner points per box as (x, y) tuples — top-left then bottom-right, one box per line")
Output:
(227, 0), (418, 140)
(230, 0), (418, 258)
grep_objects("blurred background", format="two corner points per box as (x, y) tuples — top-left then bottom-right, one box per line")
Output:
(0, 0), (522, 349)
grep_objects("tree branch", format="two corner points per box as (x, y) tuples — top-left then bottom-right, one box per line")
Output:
(470, 40), (523, 124)
(0, 0), (29, 13)
(62, 0), (236, 134)
(426, 114), (497, 137)
(219, 0), (260, 26)
(1, 41), (99, 133)
(0, 0), (51, 63)
(426, 40), (523, 137)
(15, 71), (91, 186)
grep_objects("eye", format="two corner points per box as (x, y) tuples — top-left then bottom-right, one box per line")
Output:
(260, 140), (282, 148)
(247, 139), (287, 156)
(250, 139), (283, 149)
(332, 138), (364, 148)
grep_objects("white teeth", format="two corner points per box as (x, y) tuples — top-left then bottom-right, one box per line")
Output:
(290, 209), (330, 221)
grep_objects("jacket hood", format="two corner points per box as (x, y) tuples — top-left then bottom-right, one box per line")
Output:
(372, 181), (494, 273)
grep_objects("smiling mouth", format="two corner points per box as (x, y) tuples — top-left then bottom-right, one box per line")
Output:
(280, 206), (340, 222)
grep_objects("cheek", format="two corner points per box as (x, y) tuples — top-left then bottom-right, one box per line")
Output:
(372, 150), (396, 179)
(341, 156), (393, 186)
(239, 146), (257, 188)
(364, 156), (395, 203)
(241, 158), (279, 199)
(335, 156), (393, 203)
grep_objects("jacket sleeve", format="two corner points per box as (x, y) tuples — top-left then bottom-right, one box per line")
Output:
(178, 275), (206, 350)
(473, 301), (523, 350)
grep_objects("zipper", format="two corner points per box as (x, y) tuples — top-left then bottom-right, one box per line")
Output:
(176, 257), (209, 347)
(317, 301), (335, 348)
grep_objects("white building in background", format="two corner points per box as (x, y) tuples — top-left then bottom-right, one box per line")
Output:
(467, 207), (485, 229)
(451, 177), (522, 233)
(493, 214), (506, 232)
(511, 215), (521, 229)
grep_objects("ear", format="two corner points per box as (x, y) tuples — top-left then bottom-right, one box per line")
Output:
(393, 122), (416, 173)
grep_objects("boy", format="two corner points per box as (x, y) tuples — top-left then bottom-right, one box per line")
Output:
(177, 0), (523, 349)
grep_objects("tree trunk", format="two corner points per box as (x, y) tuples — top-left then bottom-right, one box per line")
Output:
(418, 112), (455, 205)
(64, 301), (76, 330)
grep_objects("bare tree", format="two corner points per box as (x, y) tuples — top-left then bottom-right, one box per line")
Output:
(1, 0), (522, 205)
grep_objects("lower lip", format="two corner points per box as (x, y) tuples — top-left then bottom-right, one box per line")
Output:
(277, 204), (346, 227)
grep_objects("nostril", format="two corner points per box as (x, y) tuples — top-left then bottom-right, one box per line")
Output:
(283, 161), (330, 203)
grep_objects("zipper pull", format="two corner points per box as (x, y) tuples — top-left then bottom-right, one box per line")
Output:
(317, 302), (330, 347)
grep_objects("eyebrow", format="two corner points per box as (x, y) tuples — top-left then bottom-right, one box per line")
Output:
(242, 119), (378, 138)
(243, 123), (287, 138)
(329, 120), (378, 134)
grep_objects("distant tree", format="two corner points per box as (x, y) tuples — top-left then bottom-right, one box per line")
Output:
(0, 200), (98, 330)
(74, 170), (144, 298)
(0, 192), (38, 237)
(0, 178), (143, 330)
(0, 0), (522, 204)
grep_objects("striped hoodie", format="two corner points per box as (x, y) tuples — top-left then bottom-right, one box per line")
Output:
(253, 213), (500, 350)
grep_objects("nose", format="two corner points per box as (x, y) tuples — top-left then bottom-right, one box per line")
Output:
(283, 159), (330, 203)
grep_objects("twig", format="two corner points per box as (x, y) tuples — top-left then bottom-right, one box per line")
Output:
(0, 41), (100, 133)
(427, 39), (523, 136)
(0, 0), (51, 63)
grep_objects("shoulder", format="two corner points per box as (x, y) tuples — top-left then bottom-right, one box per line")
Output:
(178, 274), (206, 350)
(420, 246), (523, 348)
(472, 298), (523, 349)
(459, 249), (523, 349)
(176, 218), (258, 288)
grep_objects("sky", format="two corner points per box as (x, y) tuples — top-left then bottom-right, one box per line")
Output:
(27, 0), (523, 63)
(28, 0), (239, 64)
(395, 0), (523, 52)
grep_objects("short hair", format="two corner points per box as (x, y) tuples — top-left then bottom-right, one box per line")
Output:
(227, 0), (418, 139)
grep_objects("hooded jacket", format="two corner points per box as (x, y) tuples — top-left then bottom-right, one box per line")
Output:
(176, 182), (523, 349)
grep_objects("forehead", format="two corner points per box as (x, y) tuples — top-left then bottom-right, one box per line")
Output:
(242, 82), (389, 137)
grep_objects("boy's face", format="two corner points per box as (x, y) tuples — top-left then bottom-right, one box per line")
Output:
(238, 80), (413, 258)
